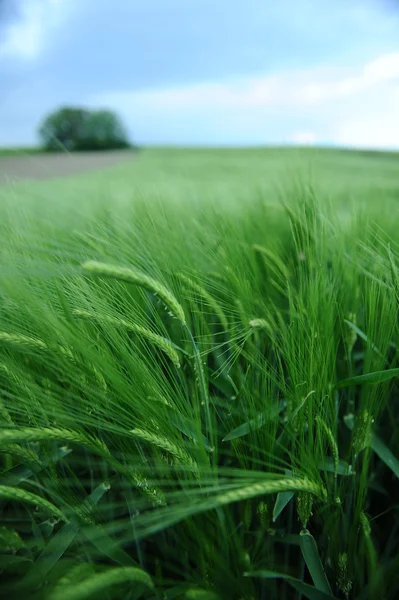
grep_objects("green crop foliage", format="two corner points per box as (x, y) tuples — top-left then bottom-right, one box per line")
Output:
(0, 147), (399, 599)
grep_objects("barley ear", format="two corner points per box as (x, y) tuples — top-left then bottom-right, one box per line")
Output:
(73, 309), (180, 368)
(0, 485), (68, 522)
(82, 261), (186, 325)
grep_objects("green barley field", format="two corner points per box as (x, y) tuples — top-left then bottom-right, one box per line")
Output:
(1, 147), (399, 599)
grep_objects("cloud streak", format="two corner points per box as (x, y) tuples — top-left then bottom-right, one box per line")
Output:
(87, 53), (399, 148)
(91, 53), (399, 110)
(0, 0), (71, 60)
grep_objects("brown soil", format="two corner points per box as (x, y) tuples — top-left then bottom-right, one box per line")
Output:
(0, 150), (134, 183)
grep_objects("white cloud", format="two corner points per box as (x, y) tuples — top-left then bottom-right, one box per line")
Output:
(332, 94), (399, 149)
(0, 0), (72, 60)
(290, 131), (318, 145)
(91, 52), (399, 111)
(88, 52), (399, 148)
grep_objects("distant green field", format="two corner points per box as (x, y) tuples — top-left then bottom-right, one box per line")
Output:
(0, 147), (42, 156)
(1, 147), (399, 599)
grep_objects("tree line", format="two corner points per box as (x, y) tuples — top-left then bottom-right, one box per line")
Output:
(39, 107), (131, 152)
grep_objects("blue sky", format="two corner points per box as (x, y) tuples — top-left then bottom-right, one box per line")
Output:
(1, 0), (399, 147)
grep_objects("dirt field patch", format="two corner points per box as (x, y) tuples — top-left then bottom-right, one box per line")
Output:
(0, 150), (134, 183)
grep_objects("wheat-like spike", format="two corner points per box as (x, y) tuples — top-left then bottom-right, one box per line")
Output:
(296, 492), (313, 527)
(73, 309), (180, 368)
(248, 318), (274, 337)
(104, 456), (166, 507)
(316, 415), (339, 479)
(0, 427), (110, 456)
(353, 410), (374, 458)
(0, 332), (48, 352)
(184, 589), (221, 600)
(130, 428), (199, 477)
(0, 332), (77, 364)
(49, 566), (154, 600)
(336, 552), (352, 595)
(82, 261), (186, 325)
(0, 428), (165, 506)
(92, 366), (107, 391)
(213, 478), (327, 507)
(249, 318), (268, 329)
(360, 511), (371, 538)
(0, 485), (68, 522)
(51, 563), (95, 589)
(0, 397), (14, 425)
(0, 444), (41, 464)
(177, 273), (229, 331)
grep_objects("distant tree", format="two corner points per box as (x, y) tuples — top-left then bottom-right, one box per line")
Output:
(38, 107), (130, 151)
(38, 107), (90, 151)
(78, 110), (130, 151)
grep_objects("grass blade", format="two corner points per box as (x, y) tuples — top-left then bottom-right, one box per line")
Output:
(299, 530), (332, 595)
(223, 414), (267, 442)
(22, 482), (111, 586)
(371, 434), (399, 479)
(273, 491), (295, 522)
(318, 458), (353, 476)
(245, 570), (338, 600)
(223, 403), (282, 442)
(336, 368), (399, 389)
(169, 411), (212, 451)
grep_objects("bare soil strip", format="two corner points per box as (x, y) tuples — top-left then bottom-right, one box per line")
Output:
(0, 150), (134, 183)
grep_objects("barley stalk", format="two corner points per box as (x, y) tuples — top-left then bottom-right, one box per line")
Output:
(82, 261), (186, 325)
(243, 499), (252, 529)
(73, 308), (180, 368)
(177, 273), (229, 330)
(0, 485), (68, 522)
(257, 501), (270, 531)
(184, 325), (212, 452)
